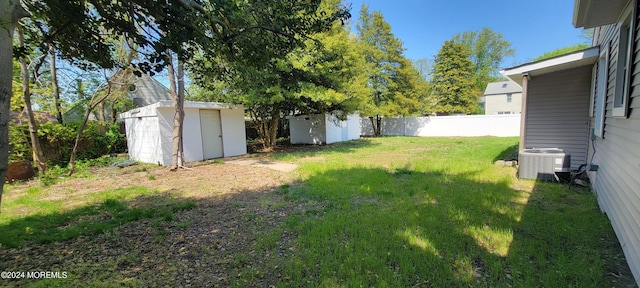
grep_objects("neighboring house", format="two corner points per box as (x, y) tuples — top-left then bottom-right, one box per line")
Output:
(479, 81), (522, 115)
(288, 113), (360, 145)
(126, 73), (173, 107)
(63, 72), (172, 123)
(119, 101), (246, 165)
(502, 0), (640, 283)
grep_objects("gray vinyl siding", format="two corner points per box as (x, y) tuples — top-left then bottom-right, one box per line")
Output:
(130, 75), (171, 107)
(524, 66), (591, 170)
(588, 0), (640, 282)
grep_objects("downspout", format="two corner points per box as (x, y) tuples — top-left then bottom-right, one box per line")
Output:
(519, 72), (530, 151)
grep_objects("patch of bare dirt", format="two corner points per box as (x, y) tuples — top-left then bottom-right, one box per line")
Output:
(0, 159), (323, 287)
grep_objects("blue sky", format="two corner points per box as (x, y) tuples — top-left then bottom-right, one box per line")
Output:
(347, 0), (587, 69)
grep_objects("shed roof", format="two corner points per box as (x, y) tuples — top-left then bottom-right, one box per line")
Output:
(483, 81), (522, 96)
(500, 46), (600, 86)
(119, 100), (243, 119)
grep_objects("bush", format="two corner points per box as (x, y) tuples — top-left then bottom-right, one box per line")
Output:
(9, 121), (127, 166)
(8, 123), (31, 163)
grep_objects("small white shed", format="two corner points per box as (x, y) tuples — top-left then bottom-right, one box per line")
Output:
(119, 100), (246, 165)
(288, 113), (360, 145)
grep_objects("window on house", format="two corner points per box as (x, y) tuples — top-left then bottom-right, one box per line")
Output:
(613, 8), (635, 117)
(506, 94), (512, 103)
(593, 46), (609, 138)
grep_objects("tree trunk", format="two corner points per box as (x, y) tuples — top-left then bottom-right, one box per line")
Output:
(369, 115), (382, 137)
(0, 0), (30, 210)
(177, 60), (185, 166)
(68, 108), (91, 176)
(49, 45), (63, 124)
(110, 106), (118, 124)
(96, 101), (106, 121)
(168, 54), (185, 170)
(369, 117), (375, 136)
(250, 107), (280, 150)
(68, 79), (112, 176)
(18, 27), (47, 175)
(268, 112), (279, 148)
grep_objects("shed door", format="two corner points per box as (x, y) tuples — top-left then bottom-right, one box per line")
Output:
(200, 110), (223, 159)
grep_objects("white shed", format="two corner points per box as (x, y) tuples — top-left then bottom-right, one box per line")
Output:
(119, 100), (246, 165)
(288, 113), (360, 145)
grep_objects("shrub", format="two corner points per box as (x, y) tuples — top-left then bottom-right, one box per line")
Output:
(9, 121), (127, 166)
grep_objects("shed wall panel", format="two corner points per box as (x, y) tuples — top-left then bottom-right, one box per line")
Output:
(289, 114), (326, 144)
(124, 116), (163, 165)
(325, 114), (343, 144)
(156, 107), (176, 166)
(220, 108), (247, 156)
(346, 114), (361, 140)
(184, 108), (205, 162)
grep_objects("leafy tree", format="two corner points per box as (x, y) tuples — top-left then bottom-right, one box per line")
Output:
(357, 4), (426, 136)
(430, 40), (477, 115)
(17, 26), (46, 174)
(532, 43), (591, 61)
(0, 0), (349, 207)
(414, 58), (432, 81)
(190, 0), (365, 149)
(67, 73), (115, 176)
(11, 59), (25, 111)
(452, 27), (514, 93)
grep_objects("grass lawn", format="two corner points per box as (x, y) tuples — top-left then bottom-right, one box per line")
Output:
(0, 137), (635, 287)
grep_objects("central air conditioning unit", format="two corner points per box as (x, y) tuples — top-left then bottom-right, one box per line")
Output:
(518, 148), (571, 181)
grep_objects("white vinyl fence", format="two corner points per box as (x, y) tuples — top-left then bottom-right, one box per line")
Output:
(360, 114), (520, 137)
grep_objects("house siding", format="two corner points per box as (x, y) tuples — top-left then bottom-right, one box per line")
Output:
(130, 74), (171, 107)
(484, 92), (523, 115)
(524, 66), (591, 170)
(588, 0), (640, 282)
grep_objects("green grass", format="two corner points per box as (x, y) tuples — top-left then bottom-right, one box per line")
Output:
(0, 137), (630, 287)
(260, 137), (628, 287)
(0, 186), (198, 248)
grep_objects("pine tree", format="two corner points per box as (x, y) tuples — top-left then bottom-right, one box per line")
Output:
(357, 4), (426, 136)
(430, 40), (477, 115)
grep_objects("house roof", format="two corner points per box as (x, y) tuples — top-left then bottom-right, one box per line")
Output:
(500, 46), (600, 86)
(102, 70), (172, 107)
(128, 73), (172, 107)
(483, 81), (522, 96)
(573, 0), (630, 28)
